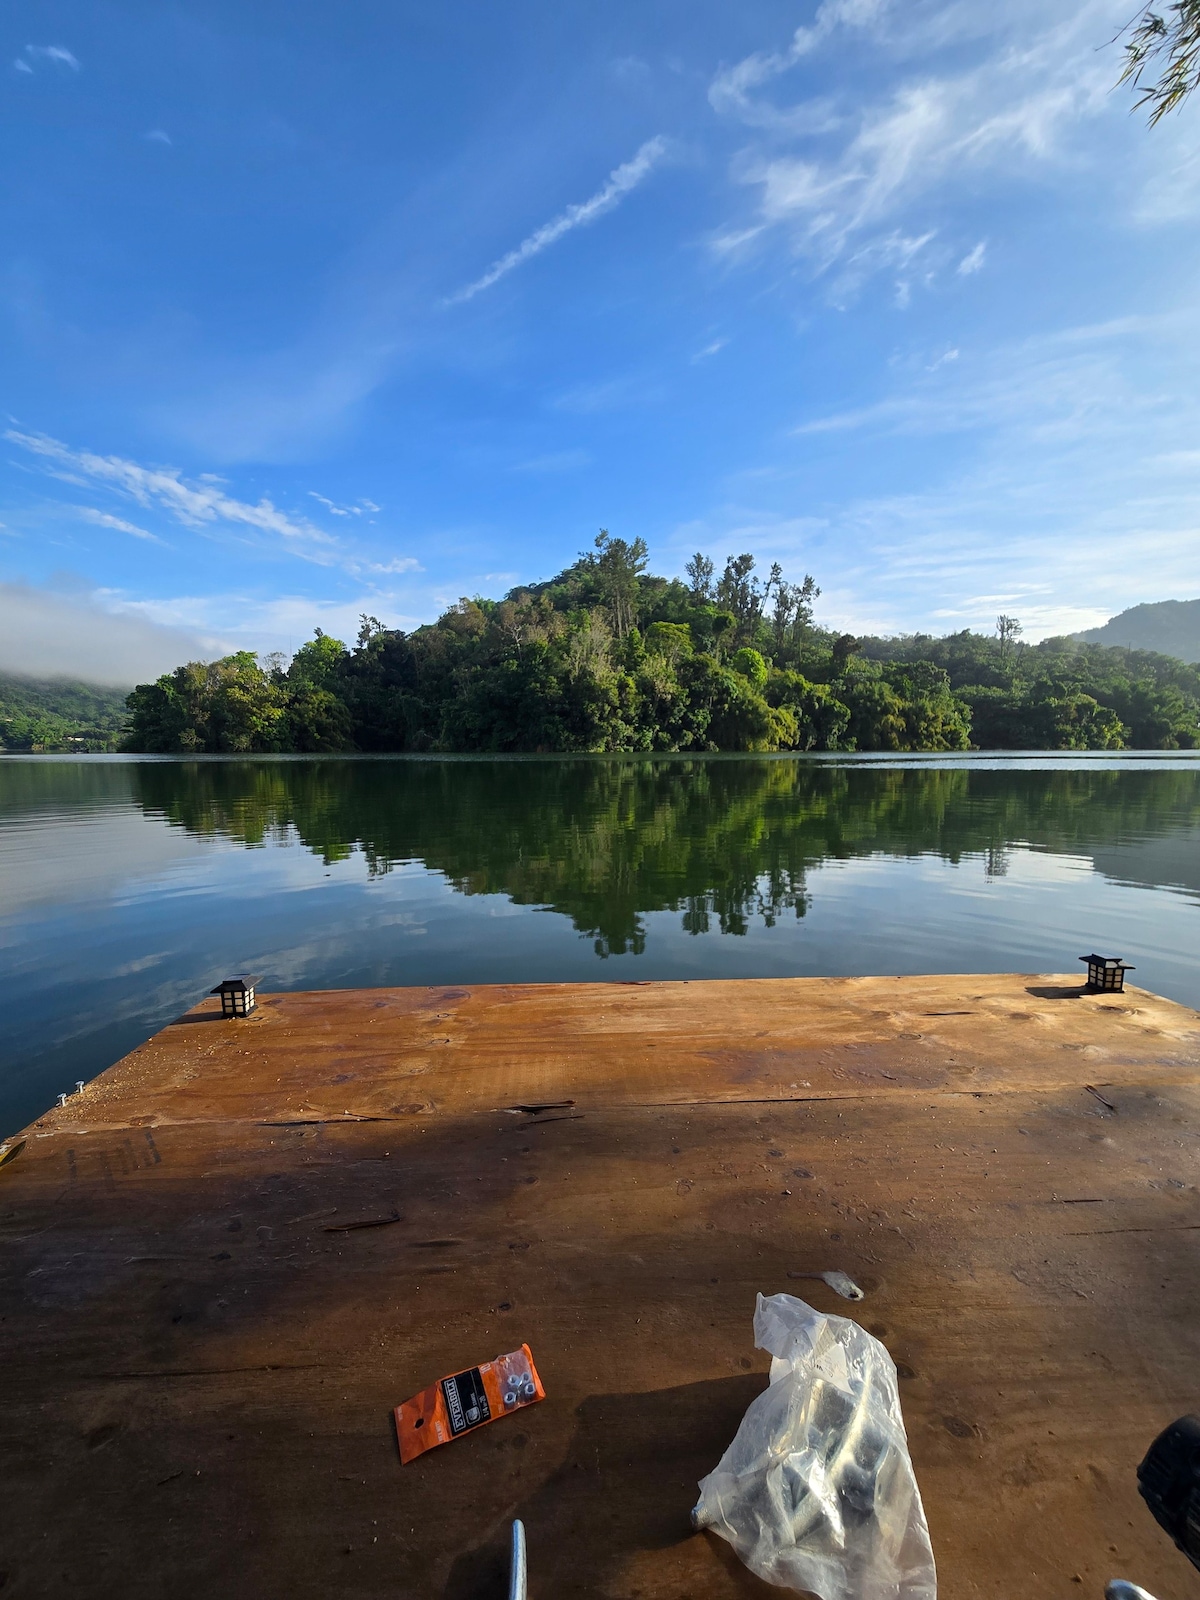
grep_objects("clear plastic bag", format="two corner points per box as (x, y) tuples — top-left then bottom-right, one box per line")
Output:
(693, 1293), (936, 1600)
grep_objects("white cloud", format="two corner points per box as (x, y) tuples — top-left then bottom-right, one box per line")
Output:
(24, 44), (80, 70)
(308, 490), (387, 519)
(0, 581), (215, 684)
(692, 338), (728, 362)
(444, 136), (670, 305)
(958, 240), (987, 274)
(14, 57), (33, 74)
(6, 428), (335, 554)
(78, 506), (167, 545)
(309, 490), (350, 516)
(673, 485), (1200, 643)
(710, 0), (889, 126)
(111, 592), (421, 657)
(7, 431), (421, 592)
(145, 129), (172, 146)
(792, 313), (1161, 442)
(687, 306), (1200, 640)
(710, 2), (1121, 284)
(828, 228), (936, 303)
(353, 557), (423, 575)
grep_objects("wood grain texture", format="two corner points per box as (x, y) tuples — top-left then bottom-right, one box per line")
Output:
(2, 974), (1199, 1599)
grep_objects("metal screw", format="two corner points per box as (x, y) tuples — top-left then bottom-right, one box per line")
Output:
(57, 1094), (69, 1106)
(75, 1081), (85, 1094)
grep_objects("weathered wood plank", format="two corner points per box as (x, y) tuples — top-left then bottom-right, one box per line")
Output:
(2, 975), (1199, 1599)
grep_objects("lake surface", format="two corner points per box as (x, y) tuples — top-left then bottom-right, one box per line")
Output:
(2, 753), (1198, 1136)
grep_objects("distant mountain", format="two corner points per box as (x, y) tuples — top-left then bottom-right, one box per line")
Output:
(1072, 599), (1200, 663)
(0, 671), (130, 752)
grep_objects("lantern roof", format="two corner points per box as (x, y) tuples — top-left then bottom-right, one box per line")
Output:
(211, 975), (261, 994)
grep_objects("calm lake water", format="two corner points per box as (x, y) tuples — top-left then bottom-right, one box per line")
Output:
(2, 752), (1198, 1136)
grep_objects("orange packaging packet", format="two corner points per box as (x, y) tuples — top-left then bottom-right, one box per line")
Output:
(395, 1343), (545, 1464)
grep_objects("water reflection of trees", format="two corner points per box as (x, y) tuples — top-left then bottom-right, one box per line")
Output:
(123, 758), (1200, 958)
(0, 760), (135, 818)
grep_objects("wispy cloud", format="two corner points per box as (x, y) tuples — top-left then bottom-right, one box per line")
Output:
(792, 313), (1163, 442)
(144, 129), (172, 147)
(958, 240), (987, 275)
(14, 57), (33, 74)
(709, 3), (1120, 287)
(710, 0), (888, 126)
(444, 136), (669, 306)
(79, 507), (167, 545)
(109, 591), (422, 657)
(692, 338), (728, 363)
(22, 44), (80, 70)
(830, 228), (936, 305)
(691, 305), (1200, 639)
(309, 490), (351, 516)
(307, 489), (381, 518)
(7, 429), (335, 552)
(676, 480), (1200, 642)
(353, 556), (422, 575)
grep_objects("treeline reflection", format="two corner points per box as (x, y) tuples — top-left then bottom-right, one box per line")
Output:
(127, 758), (1200, 957)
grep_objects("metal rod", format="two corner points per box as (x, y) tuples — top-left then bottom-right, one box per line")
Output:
(508, 1519), (527, 1600)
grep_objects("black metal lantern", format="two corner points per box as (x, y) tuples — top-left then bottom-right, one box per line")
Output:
(210, 975), (260, 1017)
(1080, 954), (1134, 994)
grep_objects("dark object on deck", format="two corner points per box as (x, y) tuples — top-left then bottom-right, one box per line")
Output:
(1080, 954), (1134, 993)
(210, 975), (260, 1017)
(1137, 1415), (1200, 1571)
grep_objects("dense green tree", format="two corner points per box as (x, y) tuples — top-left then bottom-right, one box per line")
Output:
(767, 671), (851, 751)
(864, 629), (1200, 749)
(731, 646), (768, 689)
(685, 552), (715, 605)
(126, 653), (288, 753)
(716, 554), (764, 636)
(119, 546), (1200, 756)
(581, 530), (648, 639)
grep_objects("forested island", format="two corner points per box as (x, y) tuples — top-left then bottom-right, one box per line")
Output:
(6, 539), (1199, 753)
(120, 540), (1200, 754)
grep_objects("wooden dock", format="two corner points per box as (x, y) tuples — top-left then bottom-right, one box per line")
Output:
(3, 974), (1200, 1599)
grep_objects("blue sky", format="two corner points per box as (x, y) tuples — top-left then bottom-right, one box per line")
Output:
(3, 0), (1200, 681)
